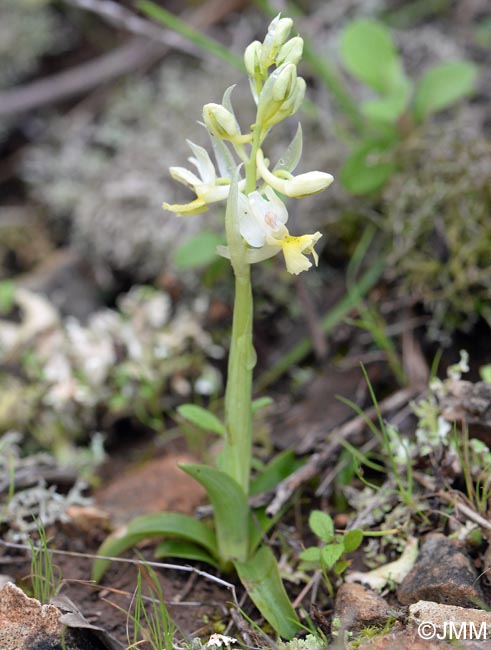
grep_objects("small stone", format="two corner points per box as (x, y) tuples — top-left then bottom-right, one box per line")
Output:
(0, 582), (65, 650)
(397, 533), (483, 607)
(332, 582), (395, 633)
(408, 600), (491, 639)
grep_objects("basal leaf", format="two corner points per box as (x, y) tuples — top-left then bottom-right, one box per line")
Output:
(155, 540), (220, 568)
(177, 404), (226, 436)
(309, 510), (334, 544)
(235, 546), (300, 639)
(414, 60), (478, 121)
(343, 528), (364, 553)
(92, 513), (218, 582)
(179, 463), (249, 562)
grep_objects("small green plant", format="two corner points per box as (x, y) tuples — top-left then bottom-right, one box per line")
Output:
(127, 565), (176, 650)
(28, 518), (62, 603)
(94, 15), (334, 639)
(299, 510), (363, 595)
(338, 18), (478, 194)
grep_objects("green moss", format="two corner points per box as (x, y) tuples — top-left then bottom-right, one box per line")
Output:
(382, 119), (491, 341)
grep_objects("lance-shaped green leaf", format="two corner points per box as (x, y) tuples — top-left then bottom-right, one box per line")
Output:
(235, 545), (300, 639)
(155, 540), (220, 568)
(179, 463), (249, 562)
(177, 404), (226, 436)
(414, 61), (478, 122)
(92, 513), (218, 582)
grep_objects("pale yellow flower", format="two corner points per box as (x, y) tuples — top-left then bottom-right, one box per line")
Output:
(163, 140), (243, 215)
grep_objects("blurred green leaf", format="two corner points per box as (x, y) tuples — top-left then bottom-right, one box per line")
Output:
(361, 78), (412, 123)
(250, 449), (302, 496)
(343, 528), (364, 553)
(334, 559), (350, 575)
(179, 463), (249, 562)
(321, 543), (345, 568)
(309, 510), (334, 544)
(340, 19), (405, 94)
(413, 61), (478, 121)
(340, 140), (396, 195)
(299, 547), (321, 563)
(251, 396), (274, 414)
(177, 404), (226, 436)
(0, 281), (15, 314)
(235, 545), (300, 639)
(175, 231), (224, 270)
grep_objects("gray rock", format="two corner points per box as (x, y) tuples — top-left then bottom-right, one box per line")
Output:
(397, 533), (483, 607)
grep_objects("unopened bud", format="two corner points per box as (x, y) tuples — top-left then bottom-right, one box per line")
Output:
(271, 63), (297, 102)
(260, 15), (293, 71)
(203, 103), (240, 141)
(244, 40), (262, 79)
(276, 36), (304, 66)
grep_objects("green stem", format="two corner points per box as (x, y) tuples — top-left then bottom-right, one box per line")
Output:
(223, 267), (254, 494)
(221, 124), (262, 495)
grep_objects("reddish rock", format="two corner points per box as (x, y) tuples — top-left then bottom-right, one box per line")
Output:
(95, 452), (206, 526)
(332, 582), (396, 633)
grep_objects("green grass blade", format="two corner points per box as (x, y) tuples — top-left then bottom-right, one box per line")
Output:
(179, 463), (249, 563)
(235, 545), (300, 639)
(92, 513), (218, 582)
(138, 1), (244, 71)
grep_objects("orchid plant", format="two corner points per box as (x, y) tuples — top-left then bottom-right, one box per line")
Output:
(93, 16), (333, 639)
